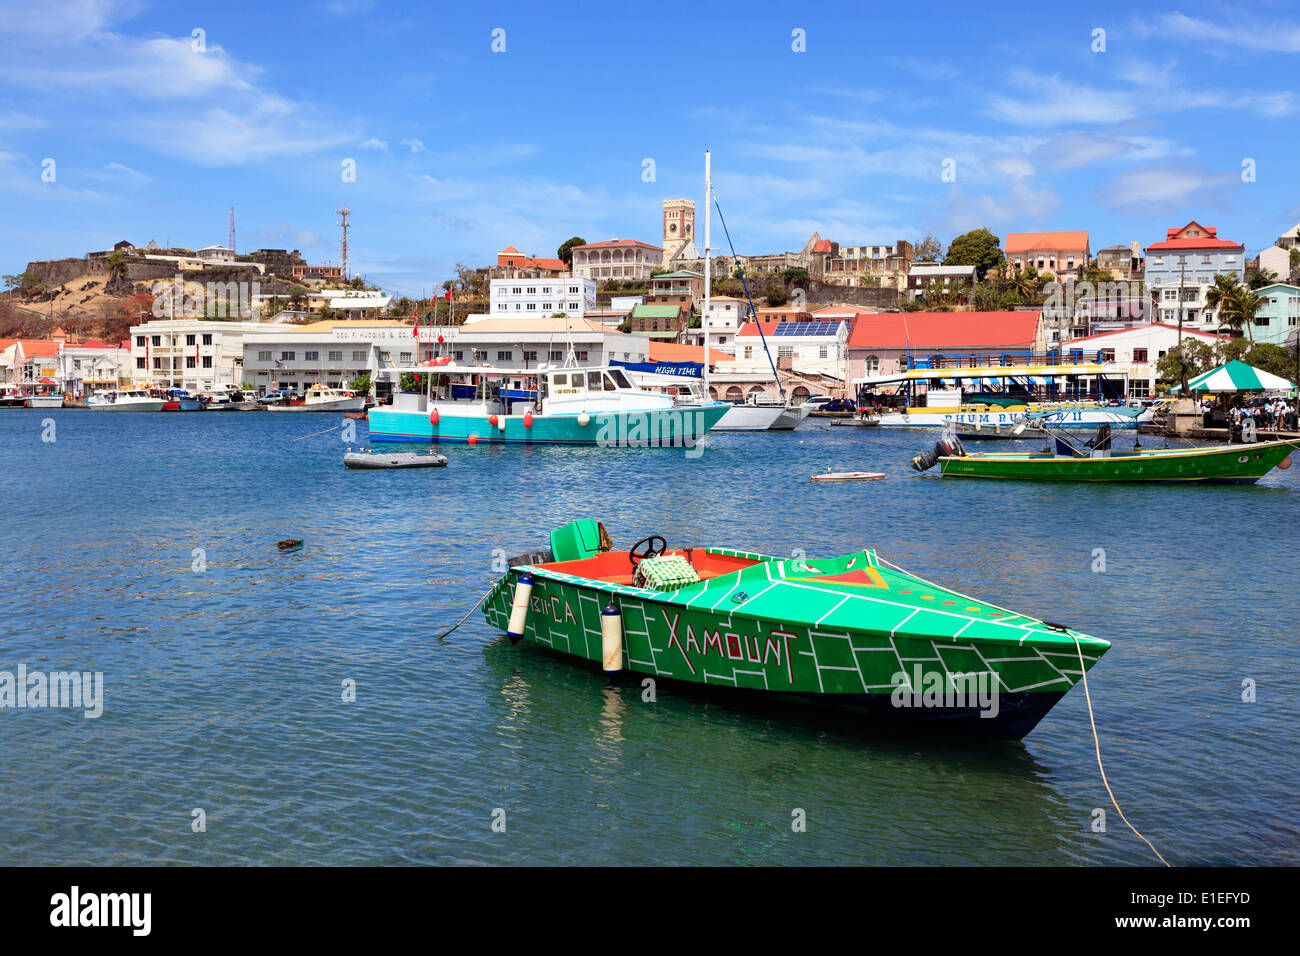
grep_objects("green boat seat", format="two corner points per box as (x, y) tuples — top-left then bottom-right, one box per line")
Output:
(632, 555), (701, 592)
(550, 519), (605, 563)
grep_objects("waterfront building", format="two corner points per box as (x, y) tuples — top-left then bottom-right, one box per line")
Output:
(907, 262), (976, 300)
(1063, 323), (1231, 398)
(242, 320), (415, 395)
(628, 303), (688, 340)
(57, 337), (132, 395)
(735, 318), (848, 373)
(445, 316), (648, 370)
(132, 317), (295, 391)
(0, 338), (59, 387)
(845, 310), (1044, 381)
(487, 277), (597, 318)
(1005, 231), (1091, 283)
(679, 295), (750, 354)
(1248, 283), (1300, 347)
(1144, 221), (1245, 332)
(570, 239), (664, 283)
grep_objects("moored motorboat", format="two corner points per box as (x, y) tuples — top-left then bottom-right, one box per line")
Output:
(913, 423), (1298, 483)
(266, 383), (365, 412)
(85, 388), (167, 412)
(483, 519), (1110, 739)
(24, 392), (64, 408)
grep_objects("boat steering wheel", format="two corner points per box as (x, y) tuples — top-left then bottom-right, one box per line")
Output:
(628, 535), (667, 566)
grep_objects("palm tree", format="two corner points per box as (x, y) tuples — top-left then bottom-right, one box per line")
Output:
(1228, 287), (1263, 343)
(1204, 273), (1244, 333)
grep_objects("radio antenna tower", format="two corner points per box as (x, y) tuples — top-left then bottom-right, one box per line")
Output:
(336, 207), (351, 280)
(228, 206), (236, 253)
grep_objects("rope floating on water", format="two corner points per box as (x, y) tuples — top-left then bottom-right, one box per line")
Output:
(433, 584), (497, 640)
(291, 424), (341, 442)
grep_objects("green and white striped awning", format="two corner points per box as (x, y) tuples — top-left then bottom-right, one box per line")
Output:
(1171, 360), (1295, 393)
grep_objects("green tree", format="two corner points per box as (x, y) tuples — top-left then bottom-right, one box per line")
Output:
(400, 372), (421, 392)
(1204, 273), (1245, 336)
(763, 284), (789, 306)
(556, 236), (586, 265)
(779, 267), (810, 285)
(1240, 342), (1296, 381)
(350, 373), (372, 394)
(1246, 266), (1279, 290)
(944, 228), (1004, 280)
(1157, 340), (1216, 385)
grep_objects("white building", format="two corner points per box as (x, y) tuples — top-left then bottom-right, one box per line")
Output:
(130, 318), (293, 391)
(446, 316), (648, 370)
(487, 277), (597, 318)
(1144, 221), (1245, 332)
(1063, 322), (1230, 398)
(570, 239), (664, 283)
(681, 295), (750, 355)
(734, 318), (849, 376)
(242, 320), (419, 394)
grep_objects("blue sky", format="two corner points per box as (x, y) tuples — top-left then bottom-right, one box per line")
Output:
(2, 0), (1299, 298)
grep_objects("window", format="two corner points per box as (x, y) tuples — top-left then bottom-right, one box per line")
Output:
(258, 350), (271, 361)
(304, 351), (319, 361)
(281, 351), (295, 361)
(202, 356), (212, 368)
(542, 304), (551, 311)
(186, 357), (196, 368)
(202, 334), (212, 345)
(186, 334), (196, 346)
(588, 371), (603, 390)
(1132, 348), (1148, 363)
(497, 351), (512, 361)
(352, 350), (366, 362)
(1163, 289), (1177, 301)
(819, 346), (828, 359)
(153, 357), (162, 369)
(744, 347), (753, 359)
(526, 303), (536, 310)
(575, 350), (588, 361)
(453, 351), (464, 361)
(328, 351), (342, 361)
(523, 351), (537, 361)
(136, 357), (146, 369)
(553, 373), (568, 387)
(151, 335), (161, 347)
(778, 346), (793, 357)
(549, 350), (563, 361)
(135, 336), (146, 347)
(398, 352), (412, 363)
(473, 350), (487, 362)
(1099, 349), (1115, 362)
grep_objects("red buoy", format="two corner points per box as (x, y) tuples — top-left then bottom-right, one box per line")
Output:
(489, 415), (498, 426)
(524, 411), (533, 428)
(429, 408), (439, 425)
(467, 434), (478, 446)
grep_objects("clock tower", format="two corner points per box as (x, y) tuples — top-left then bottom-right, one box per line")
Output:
(662, 199), (695, 263)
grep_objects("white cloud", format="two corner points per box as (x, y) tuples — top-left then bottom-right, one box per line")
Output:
(1152, 12), (1300, 53)
(399, 138), (426, 153)
(360, 139), (389, 151)
(985, 72), (1138, 126)
(1096, 164), (1237, 213)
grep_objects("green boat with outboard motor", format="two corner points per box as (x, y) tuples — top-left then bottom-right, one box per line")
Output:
(483, 519), (1110, 739)
(911, 419), (1298, 483)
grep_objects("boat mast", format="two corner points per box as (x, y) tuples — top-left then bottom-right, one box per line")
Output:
(703, 149), (711, 399)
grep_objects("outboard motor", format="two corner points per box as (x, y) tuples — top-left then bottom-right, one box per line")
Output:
(911, 436), (966, 471)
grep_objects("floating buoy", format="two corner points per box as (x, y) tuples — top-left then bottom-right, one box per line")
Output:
(507, 573), (533, 644)
(1281, 455), (1293, 470)
(489, 414), (498, 426)
(467, 434), (478, 445)
(524, 411), (533, 428)
(577, 413), (590, 427)
(429, 408), (439, 425)
(601, 600), (623, 677)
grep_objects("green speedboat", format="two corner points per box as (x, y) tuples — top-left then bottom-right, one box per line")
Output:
(483, 520), (1109, 739)
(913, 428), (1298, 483)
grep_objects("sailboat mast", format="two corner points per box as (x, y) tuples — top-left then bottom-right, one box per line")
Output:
(703, 150), (711, 396)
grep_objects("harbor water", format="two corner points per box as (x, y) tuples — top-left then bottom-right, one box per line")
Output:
(1, 409), (1296, 865)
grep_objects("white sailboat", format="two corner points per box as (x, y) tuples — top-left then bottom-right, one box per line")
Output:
(702, 151), (811, 432)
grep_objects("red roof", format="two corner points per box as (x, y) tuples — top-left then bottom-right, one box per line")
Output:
(1005, 231), (1089, 254)
(8, 339), (59, 358)
(847, 312), (1040, 350)
(812, 239), (832, 253)
(575, 239), (662, 251)
(1064, 322), (1231, 343)
(1147, 221), (1241, 251)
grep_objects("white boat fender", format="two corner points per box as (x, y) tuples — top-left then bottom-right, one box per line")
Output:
(577, 412), (590, 427)
(507, 573), (533, 644)
(498, 416), (506, 433)
(601, 600), (623, 678)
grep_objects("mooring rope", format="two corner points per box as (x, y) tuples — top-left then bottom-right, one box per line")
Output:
(1070, 633), (1170, 866)
(291, 423), (341, 442)
(871, 552), (1169, 865)
(433, 584), (497, 640)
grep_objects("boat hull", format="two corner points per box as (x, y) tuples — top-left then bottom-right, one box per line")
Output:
(24, 396), (63, 408)
(484, 548), (1108, 739)
(267, 397), (365, 412)
(86, 399), (167, 412)
(938, 439), (1297, 483)
(714, 402), (811, 431)
(878, 406), (1152, 429)
(367, 403), (730, 446)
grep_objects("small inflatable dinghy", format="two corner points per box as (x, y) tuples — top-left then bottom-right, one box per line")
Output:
(810, 470), (886, 481)
(344, 449), (448, 470)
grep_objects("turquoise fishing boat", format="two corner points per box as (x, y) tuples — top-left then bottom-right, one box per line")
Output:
(483, 519), (1110, 739)
(368, 365), (729, 447)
